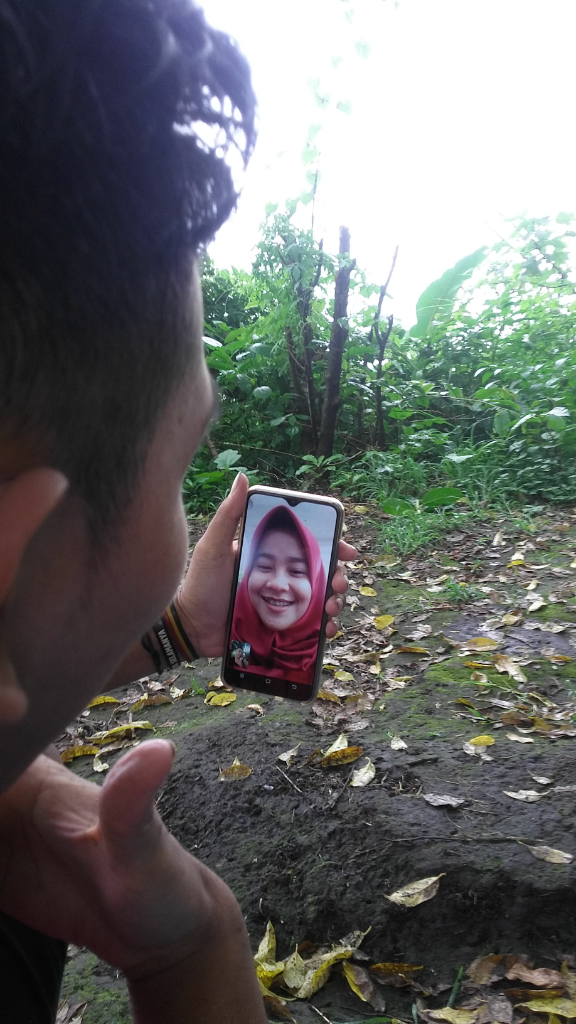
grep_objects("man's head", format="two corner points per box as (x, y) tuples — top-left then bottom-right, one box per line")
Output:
(0, 0), (255, 787)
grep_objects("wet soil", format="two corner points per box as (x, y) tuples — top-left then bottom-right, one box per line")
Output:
(61, 503), (576, 1023)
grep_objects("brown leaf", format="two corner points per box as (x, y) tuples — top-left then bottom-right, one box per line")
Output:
(218, 757), (252, 782)
(385, 874), (444, 907)
(466, 953), (530, 985)
(506, 965), (563, 987)
(342, 962), (387, 1012)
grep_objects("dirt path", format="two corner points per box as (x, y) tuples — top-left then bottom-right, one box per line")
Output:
(61, 502), (576, 1023)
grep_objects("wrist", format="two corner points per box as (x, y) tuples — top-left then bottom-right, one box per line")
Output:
(172, 590), (204, 660)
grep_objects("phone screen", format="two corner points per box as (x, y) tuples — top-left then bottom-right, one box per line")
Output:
(223, 491), (339, 701)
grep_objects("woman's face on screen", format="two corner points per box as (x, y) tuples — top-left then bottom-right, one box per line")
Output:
(248, 528), (312, 631)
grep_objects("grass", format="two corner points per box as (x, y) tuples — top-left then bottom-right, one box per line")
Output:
(377, 507), (485, 556)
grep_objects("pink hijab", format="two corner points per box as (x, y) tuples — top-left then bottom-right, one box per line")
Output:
(231, 505), (327, 677)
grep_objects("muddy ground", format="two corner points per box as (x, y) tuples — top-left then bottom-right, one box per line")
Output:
(60, 502), (576, 1023)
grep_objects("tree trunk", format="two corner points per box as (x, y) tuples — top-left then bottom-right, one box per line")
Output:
(370, 246), (398, 448)
(317, 226), (356, 458)
(296, 244), (323, 451)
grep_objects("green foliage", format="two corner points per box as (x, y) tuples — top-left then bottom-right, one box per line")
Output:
(187, 209), (576, 530)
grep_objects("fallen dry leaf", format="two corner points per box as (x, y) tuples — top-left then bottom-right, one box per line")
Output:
(504, 789), (544, 802)
(342, 962), (387, 1012)
(371, 962), (423, 980)
(360, 586), (377, 597)
(460, 637), (500, 652)
(428, 1009), (477, 1024)
(321, 746), (363, 767)
(60, 744), (100, 763)
(423, 793), (465, 808)
(523, 844), (573, 864)
(218, 756), (252, 782)
(466, 953), (528, 985)
(390, 735), (408, 751)
(506, 964), (563, 987)
(350, 757), (376, 787)
(318, 689), (342, 704)
(468, 734), (495, 747)
(515, 999), (576, 1017)
(254, 921), (276, 965)
(278, 743), (301, 767)
(506, 733), (534, 744)
(374, 614), (395, 630)
(130, 695), (172, 713)
(493, 654), (527, 683)
(397, 645), (431, 655)
(283, 948), (307, 992)
(530, 773), (554, 785)
(295, 947), (354, 999)
(90, 722), (154, 744)
(244, 703), (264, 716)
(528, 597), (546, 612)
(205, 691), (237, 707)
(334, 670), (355, 682)
(385, 874), (444, 907)
(85, 695), (120, 708)
(257, 979), (293, 1021)
(323, 733), (348, 755)
(92, 752), (109, 773)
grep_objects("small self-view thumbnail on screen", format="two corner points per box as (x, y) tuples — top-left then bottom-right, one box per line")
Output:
(228, 493), (337, 688)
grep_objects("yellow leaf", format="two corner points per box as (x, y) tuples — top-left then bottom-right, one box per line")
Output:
(354, 505), (369, 514)
(295, 948), (354, 999)
(323, 732), (348, 755)
(374, 615), (395, 630)
(429, 1010), (478, 1024)
(334, 670), (355, 682)
(385, 874), (445, 907)
(370, 963), (423, 977)
(245, 703), (264, 715)
(130, 695), (172, 714)
(283, 948), (308, 992)
(516, 1001), (576, 1018)
(548, 654), (573, 664)
(170, 685), (192, 700)
(60, 744), (100, 763)
(525, 579), (539, 590)
(455, 698), (476, 708)
(278, 743), (301, 767)
(369, 661), (381, 675)
(360, 586), (377, 597)
(470, 672), (488, 684)
(321, 746), (363, 767)
(256, 961), (285, 987)
(397, 645), (430, 655)
(390, 735), (407, 751)
(90, 722), (154, 744)
(218, 757), (252, 782)
(506, 733), (534, 743)
(205, 691), (237, 706)
(463, 660), (492, 669)
(317, 689), (342, 704)
(501, 611), (523, 625)
(461, 637), (499, 651)
(85, 695), (120, 708)
(468, 734), (495, 746)
(492, 530), (505, 547)
(254, 921), (276, 965)
(524, 844), (573, 864)
(528, 597), (546, 612)
(350, 758), (376, 787)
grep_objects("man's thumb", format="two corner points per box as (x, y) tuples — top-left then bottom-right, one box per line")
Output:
(199, 472), (248, 550)
(99, 740), (175, 845)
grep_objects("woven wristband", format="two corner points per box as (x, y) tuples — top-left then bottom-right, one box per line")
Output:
(162, 602), (198, 663)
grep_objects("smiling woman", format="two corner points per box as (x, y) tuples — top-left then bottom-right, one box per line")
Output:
(230, 503), (330, 684)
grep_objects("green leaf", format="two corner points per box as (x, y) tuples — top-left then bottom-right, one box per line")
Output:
(420, 487), (464, 509)
(388, 408), (414, 420)
(409, 247), (487, 339)
(253, 386), (272, 400)
(445, 453), (474, 463)
(548, 406), (570, 418)
(214, 449), (241, 471)
(510, 412), (537, 432)
(493, 408), (513, 436)
(381, 497), (415, 516)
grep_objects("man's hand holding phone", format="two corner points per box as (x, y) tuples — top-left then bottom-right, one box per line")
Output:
(175, 473), (357, 659)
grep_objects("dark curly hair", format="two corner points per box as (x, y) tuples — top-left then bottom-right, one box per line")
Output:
(0, 0), (256, 537)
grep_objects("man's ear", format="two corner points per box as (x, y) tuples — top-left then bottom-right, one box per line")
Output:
(0, 468), (68, 723)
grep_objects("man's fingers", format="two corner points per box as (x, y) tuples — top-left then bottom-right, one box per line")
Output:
(99, 740), (175, 845)
(330, 563), (349, 595)
(338, 540), (357, 561)
(195, 472), (248, 554)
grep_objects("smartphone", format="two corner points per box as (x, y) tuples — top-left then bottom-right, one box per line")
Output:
(222, 485), (344, 703)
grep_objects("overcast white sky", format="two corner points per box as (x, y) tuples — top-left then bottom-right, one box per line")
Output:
(202, 0), (576, 326)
